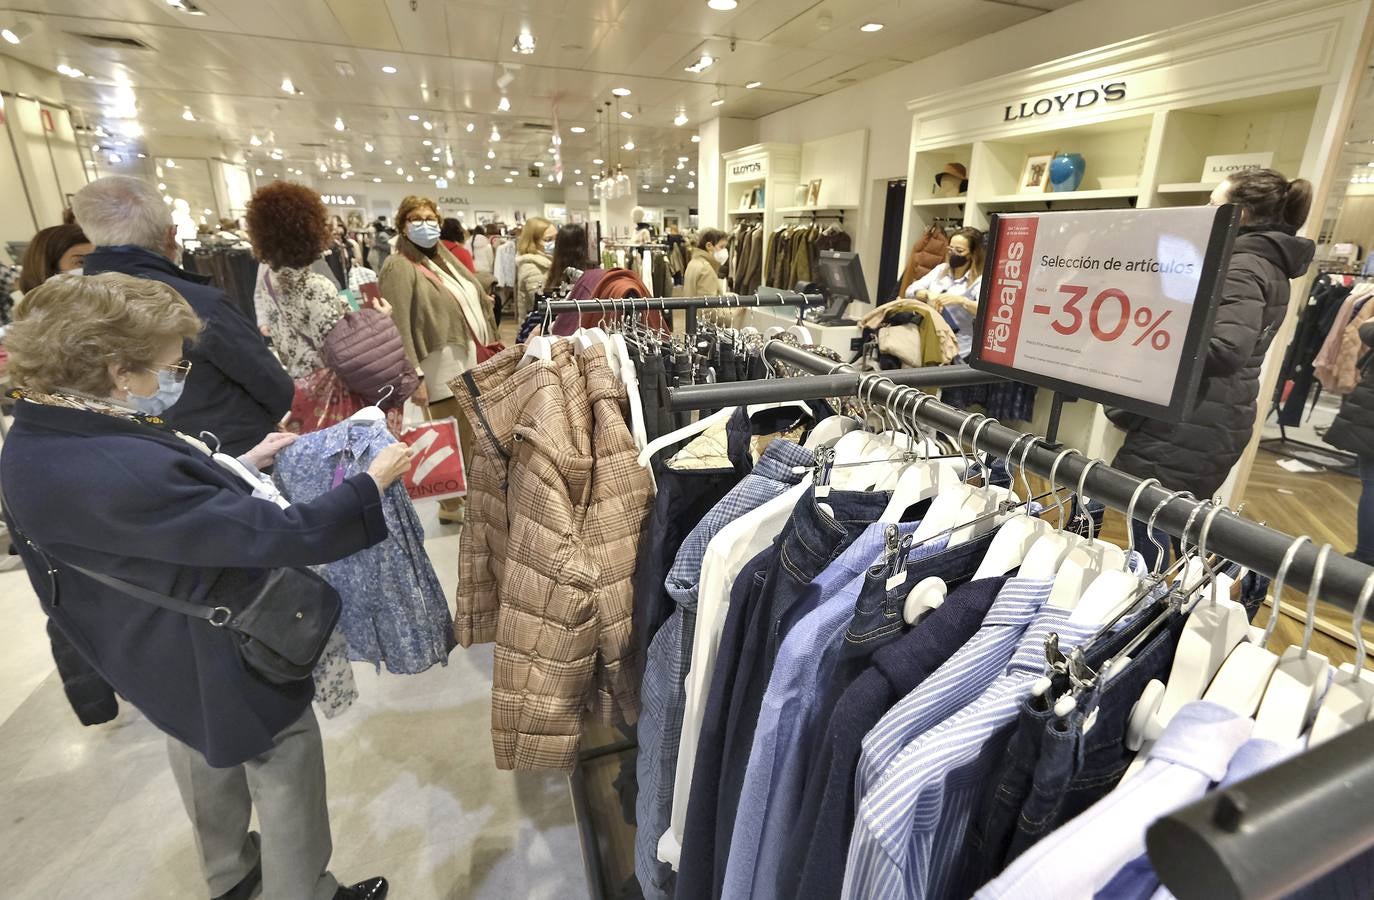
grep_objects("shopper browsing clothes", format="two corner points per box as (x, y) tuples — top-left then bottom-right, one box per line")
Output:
(73, 175), (295, 456)
(1, 272), (406, 900)
(378, 195), (497, 524)
(903, 226), (986, 360)
(1112, 168), (1315, 567)
(514, 216), (555, 320)
(684, 228), (729, 299)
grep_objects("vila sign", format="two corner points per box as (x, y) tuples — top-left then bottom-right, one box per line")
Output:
(321, 194), (359, 206)
(1003, 82), (1126, 123)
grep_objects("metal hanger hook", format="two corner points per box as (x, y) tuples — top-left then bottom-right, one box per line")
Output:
(1146, 490), (1194, 576)
(198, 430), (222, 454)
(1351, 568), (1374, 673)
(1262, 534), (1311, 649)
(1301, 544), (1332, 658)
(1047, 448), (1081, 530)
(1123, 478), (1161, 570)
(1016, 434), (1044, 508)
(1195, 501), (1226, 607)
(956, 413), (986, 484)
(969, 417), (997, 480)
(1074, 458), (1104, 542)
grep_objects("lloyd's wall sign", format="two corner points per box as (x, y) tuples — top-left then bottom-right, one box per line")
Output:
(726, 158), (767, 182)
(1002, 81), (1127, 123)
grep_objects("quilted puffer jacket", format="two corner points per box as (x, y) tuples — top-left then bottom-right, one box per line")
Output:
(324, 308), (418, 408)
(1325, 320), (1374, 456)
(898, 226), (949, 299)
(580, 344), (654, 724)
(450, 345), (526, 646)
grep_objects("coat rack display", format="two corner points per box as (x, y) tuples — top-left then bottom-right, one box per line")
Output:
(538, 290), (827, 332)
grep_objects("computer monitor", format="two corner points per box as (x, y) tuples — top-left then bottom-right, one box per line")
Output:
(816, 250), (869, 317)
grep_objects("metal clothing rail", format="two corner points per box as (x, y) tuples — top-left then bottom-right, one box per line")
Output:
(1146, 718), (1374, 899)
(669, 364), (1005, 410)
(538, 290), (827, 331)
(668, 340), (1374, 611)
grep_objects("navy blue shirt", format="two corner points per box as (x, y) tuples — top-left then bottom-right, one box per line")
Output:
(778, 575), (1009, 900)
(82, 245), (295, 455)
(3, 400), (386, 765)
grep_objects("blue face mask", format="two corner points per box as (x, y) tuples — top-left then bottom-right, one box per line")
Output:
(126, 369), (186, 416)
(407, 221), (441, 249)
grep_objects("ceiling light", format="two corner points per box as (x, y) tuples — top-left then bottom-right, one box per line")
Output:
(860, 22), (884, 32)
(408, 113), (419, 121)
(534, 160), (544, 167)
(373, 177), (381, 183)
(465, 122), (476, 133)
(420, 165), (431, 172)
(484, 164), (492, 170)
(662, 187), (669, 193)
(165, 0), (207, 14)
(623, 140), (635, 150)
(280, 77), (296, 94)
(253, 168), (263, 176)
(381, 65), (397, 74)
(711, 98), (725, 107)
(487, 148), (496, 159)
(364, 141), (373, 152)
(333, 116), (345, 131)
(513, 29), (536, 54)
(674, 111), (689, 126)
(122, 121), (144, 138)
(490, 126), (501, 142)
(676, 162), (685, 170)
(746, 81), (762, 89)
(447, 169), (456, 178)
(108, 152), (124, 164)
(180, 108), (196, 121)
(341, 160), (352, 170)
(642, 183), (651, 190)
(688, 181), (695, 189)
(691, 135), (701, 143)
(396, 167), (404, 174)
(166, 159), (176, 168)
(1, 23), (31, 44)
(422, 139), (432, 146)
(504, 177), (513, 183)
(498, 96), (512, 113)
(270, 150), (283, 160)
(158, 182), (167, 190)
(685, 53), (715, 74)
(249, 134), (262, 146)
(427, 174), (436, 180)
(570, 126), (586, 134)
(620, 110), (633, 120)
(574, 168), (582, 175)
(319, 163), (328, 173)
(610, 87), (633, 98)
(383, 158), (392, 165)
(406, 175), (414, 182)
(422, 120), (432, 130)
(707, 0), (738, 9)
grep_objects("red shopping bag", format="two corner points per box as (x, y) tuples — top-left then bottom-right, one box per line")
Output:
(399, 416), (467, 502)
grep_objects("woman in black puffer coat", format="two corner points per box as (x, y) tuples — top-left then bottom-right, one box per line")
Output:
(1324, 320), (1374, 564)
(1112, 169), (1315, 566)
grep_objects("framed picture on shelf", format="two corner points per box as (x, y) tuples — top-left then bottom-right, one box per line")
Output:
(1020, 153), (1053, 193)
(807, 178), (822, 206)
(794, 184), (810, 206)
(739, 192), (751, 209)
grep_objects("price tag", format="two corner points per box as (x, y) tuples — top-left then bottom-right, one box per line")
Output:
(969, 206), (1238, 422)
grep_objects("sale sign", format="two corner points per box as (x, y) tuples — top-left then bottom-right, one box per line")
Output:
(969, 206), (1238, 421)
(399, 417), (467, 502)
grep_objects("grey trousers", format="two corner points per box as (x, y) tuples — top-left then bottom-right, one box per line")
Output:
(166, 707), (339, 900)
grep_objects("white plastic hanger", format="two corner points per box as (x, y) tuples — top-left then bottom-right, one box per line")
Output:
(802, 358), (863, 450)
(879, 390), (946, 524)
(1047, 459), (1126, 611)
(1252, 543), (1334, 744)
(1201, 535), (1308, 717)
(348, 383), (393, 423)
(974, 434), (1054, 580)
(636, 405), (736, 468)
(1019, 448), (1086, 580)
(827, 373), (902, 491)
(1310, 570), (1374, 744)
(1069, 477), (1163, 626)
(912, 413), (996, 543)
(1123, 501), (1250, 770)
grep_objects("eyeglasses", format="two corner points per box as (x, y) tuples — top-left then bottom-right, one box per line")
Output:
(149, 359), (193, 383)
(407, 216), (439, 226)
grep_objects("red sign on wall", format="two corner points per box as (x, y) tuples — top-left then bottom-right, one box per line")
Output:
(39, 108), (54, 133)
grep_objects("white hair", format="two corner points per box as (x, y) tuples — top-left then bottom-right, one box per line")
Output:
(71, 175), (172, 252)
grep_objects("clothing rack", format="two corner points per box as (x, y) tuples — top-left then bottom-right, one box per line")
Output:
(668, 340), (1374, 612)
(1147, 718), (1374, 898)
(538, 290), (827, 332)
(782, 211), (846, 223)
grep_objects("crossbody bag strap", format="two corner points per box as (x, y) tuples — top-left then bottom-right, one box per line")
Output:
(410, 258), (488, 344)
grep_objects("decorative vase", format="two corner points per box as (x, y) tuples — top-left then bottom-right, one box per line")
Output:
(1049, 153), (1086, 192)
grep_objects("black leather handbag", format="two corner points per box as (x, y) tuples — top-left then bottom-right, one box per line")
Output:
(9, 506), (341, 685)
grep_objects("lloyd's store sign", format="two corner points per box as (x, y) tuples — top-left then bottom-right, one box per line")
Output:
(726, 158), (767, 182)
(1002, 81), (1127, 122)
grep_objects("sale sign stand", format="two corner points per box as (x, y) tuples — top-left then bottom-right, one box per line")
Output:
(969, 205), (1240, 424)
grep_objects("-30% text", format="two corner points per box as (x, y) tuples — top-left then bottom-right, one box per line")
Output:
(1032, 285), (1173, 350)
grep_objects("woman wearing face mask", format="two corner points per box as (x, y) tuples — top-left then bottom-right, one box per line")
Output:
(378, 195), (497, 524)
(684, 228), (729, 299)
(903, 226), (985, 360)
(3, 271), (404, 900)
(17, 224), (93, 296)
(514, 216), (555, 321)
(545, 222), (595, 293)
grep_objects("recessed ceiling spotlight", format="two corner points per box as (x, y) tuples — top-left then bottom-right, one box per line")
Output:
(498, 96), (511, 112)
(381, 65), (397, 74)
(406, 175), (413, 182)
(446, 168), (456, 178)
(710, 98), (725, 107)
(860, 22), (884, 32)
(691, 135), (701, 143)
(575, 180), (584, 186)
(574, 168), (582, 175)
(396, 167), (404, 174)
(620, 110), (633, 120)
(334, 116), (345, 131)
(513, 29), (536, 54)
(674, 111), (689, 126)
(383, 158), (392, 165)
(484, 164), (492, 170)
(165, 0), (207, 15)
(623, 140), (635, 150)
(570, 125), (586, 134)
(510, 169), (519, 176)
(249, 134), (262, 146)
(466, 121), (476, 133)
(662, 186), (669, 193)
(1, 22), (32, 44)
(422, 139), (432, 146)
(611, 87), (632, 97)
(642, 183), (650, 190)
(534, 160), (544, 167)
(420, 165), (431, 172)
(685, 53), (714, 74)
(364, 141), (373, 152)
(707, 0), (737, 9)
(593, 158), (604, 165)
(280, 77), (296, 94)
(318, 162), (328, 173)
(746, 81), (762, 89)
(504, 177), (513, 183)
(408, 113), (420, 121)
(487, 148), (496, 159)
(422, 120), (432, 130)
(688, 181), (695, 188)
(182, 108), (196, 121)
(373, 177), (381, 183)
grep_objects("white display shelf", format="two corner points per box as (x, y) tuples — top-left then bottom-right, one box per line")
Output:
(776, 204), (858, 213)
(728, 208), (766, 216)
(980, 187), (1140, 205)
(1157, 181), (1220, 194)
(911, 197), (968, 207)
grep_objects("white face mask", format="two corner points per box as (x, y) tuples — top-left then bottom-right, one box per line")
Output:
(712, 247), (729, 266)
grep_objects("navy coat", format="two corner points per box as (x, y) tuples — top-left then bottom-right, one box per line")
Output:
(81, 245), (295, 456)
(2, 400), (387, 766)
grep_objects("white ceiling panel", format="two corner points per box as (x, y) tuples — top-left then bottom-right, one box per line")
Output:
(0, 0), (1076, 191)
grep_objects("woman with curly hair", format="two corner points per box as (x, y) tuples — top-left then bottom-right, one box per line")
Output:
(246, 182), (394, 432)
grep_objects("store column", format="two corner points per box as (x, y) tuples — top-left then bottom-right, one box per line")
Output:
(697, 116), (756, 229)
(601, 183), (639, 241)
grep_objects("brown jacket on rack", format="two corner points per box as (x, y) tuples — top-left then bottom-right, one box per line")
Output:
(898, 226), (950, 298)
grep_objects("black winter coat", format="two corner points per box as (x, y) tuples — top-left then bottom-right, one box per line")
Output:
(82, 245), (295, 456)
(46, 618), (118, 726)
(2, 401), (387, 765)
(1112, 226), (1315, 498)
(1324, 320), (1374, 457)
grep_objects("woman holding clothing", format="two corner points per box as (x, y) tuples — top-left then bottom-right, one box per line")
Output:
(903, 226), (985, 360)
(378, 195), (496, 524)
(3, 272), (405, 900)
(514, 216), (555, 321)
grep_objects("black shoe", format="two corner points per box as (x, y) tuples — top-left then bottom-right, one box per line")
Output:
(213, 859), (263, 900)
(333, 877), (388, 900)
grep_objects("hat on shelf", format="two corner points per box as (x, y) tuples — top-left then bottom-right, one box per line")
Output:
(933, 162), (969, 197)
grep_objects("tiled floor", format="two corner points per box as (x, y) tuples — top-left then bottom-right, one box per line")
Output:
(0, 513), (592, 900)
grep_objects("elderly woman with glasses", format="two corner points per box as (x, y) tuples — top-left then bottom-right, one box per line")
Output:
(2, 272), (409, 900)
(378, 195), (496, 524)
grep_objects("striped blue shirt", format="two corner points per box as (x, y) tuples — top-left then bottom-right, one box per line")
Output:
(635, 439), (811, 899)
